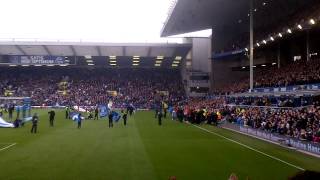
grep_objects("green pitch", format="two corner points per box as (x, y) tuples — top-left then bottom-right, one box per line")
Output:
(0, 110), (319, 180)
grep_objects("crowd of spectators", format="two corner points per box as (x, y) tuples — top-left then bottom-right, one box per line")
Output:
(0, 67), (185, 109)
(179, 97), (320, 142)
(225, 95), (315, 107)
(215, 59), (320, 94)
(226, 105), (320, 142)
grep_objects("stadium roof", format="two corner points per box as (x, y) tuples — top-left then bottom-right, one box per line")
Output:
(0, 41), (191, 57)
(0, 41), (191, 68)
(162, 0), (320, 50)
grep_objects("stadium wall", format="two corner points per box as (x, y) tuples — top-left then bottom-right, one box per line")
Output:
(221, 122), (320, 157)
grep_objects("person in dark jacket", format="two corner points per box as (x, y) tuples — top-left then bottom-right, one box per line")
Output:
(158, 110), (163, 126)
(77, 113), (82, 129)
(31, 113), (39, 133)
(122, 110), (128, 126)
(48, 110), (55, 127)
(108, 112), (113, 128)
(94, 107), (99, 120)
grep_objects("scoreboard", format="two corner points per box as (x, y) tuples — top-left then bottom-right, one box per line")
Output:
(1, 55), (68, 65)
(9, 55), (66, 65)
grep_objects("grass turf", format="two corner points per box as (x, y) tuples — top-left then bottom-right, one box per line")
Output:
(0, 110), (319, 180)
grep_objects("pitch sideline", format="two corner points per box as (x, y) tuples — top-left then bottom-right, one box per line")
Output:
(191, 124), (305, 171)
(0, 143), (17, 152)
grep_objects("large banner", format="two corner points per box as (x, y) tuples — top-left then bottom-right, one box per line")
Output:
(213, 49), (245, 59)
(9, 55), (66, 65)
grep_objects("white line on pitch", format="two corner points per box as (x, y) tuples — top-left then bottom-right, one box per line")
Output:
(0, 143), (17, 152)
(192, 124), (305, 171)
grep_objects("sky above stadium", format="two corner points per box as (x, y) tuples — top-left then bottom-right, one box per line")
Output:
(0, 0), (182, 43)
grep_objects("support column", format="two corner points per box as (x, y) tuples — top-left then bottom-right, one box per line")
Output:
(249, 0), (254, 92)
(306, 30), (310, 61)
(277, 42), (281, 69)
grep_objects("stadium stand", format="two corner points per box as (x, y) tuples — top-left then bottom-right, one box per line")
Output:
(0, 67), (185, 108)
(180, 97), (320, 143)
(215, 58), (320, 94)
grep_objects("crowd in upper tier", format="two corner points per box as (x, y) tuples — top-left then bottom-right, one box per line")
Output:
(0, 67), (185, 109)
(215, 59), (320, 94)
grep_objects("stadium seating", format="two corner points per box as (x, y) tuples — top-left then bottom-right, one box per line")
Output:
(215, 59), (320, 94)
(0, 67), (185, 109)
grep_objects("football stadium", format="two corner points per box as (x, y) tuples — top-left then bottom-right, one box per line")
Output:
(1, 0), (320, 179)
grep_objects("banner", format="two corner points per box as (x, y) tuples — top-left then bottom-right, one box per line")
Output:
(253, 83), (320, 93)
(156, 90), (169, 96)
(213, 49), (245, 59)
(9, 56), (66, 65)
(107, 91), (118, 97)
(222, 123), (320, 155)
(99, 105), (110, 118)
(0, 117), (14, 128)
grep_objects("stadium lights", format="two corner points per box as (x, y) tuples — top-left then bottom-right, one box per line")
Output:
(263, 40), (267, 44)
(173, 61), (180, 64)
(270, 37), (274, 41)
(133, 56), (140, 58)
(84, 55), (92, 59)
(109, 60), (117, 63)
(9, 64), (17, 67)
(310, 19), (316, 25)
(287, 29), (292, 34)
(261, 64), (266, 67)
(109, 56), (117, 60)
(86, 60), (93, 63)
(175, 56), (182, 60)
(297, 24), (303, 30)
(132, 63), (139, 66)
(272, 62), (277, 65)
(245, 48), (249, 52)
(172, 64), (178, 67)
(278, 33), (283, 38)
(256, 43), (260, 47)
(252, 65), (257, 68)
(59, 64), (68, 66)
(88, 63), (95, 66)
(133, 57), (140, 60)
(157, 56), (164, 60)
(242, 66), (246, 69)
(155, 60), (162, 64)
(22, 65), (30, 67)
(133, 60), (140, 63)
(110, 63), (117, 66)
(154, 64), (161, 67)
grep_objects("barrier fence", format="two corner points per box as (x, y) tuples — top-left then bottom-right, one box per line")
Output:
(221, 123), (320, 156)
